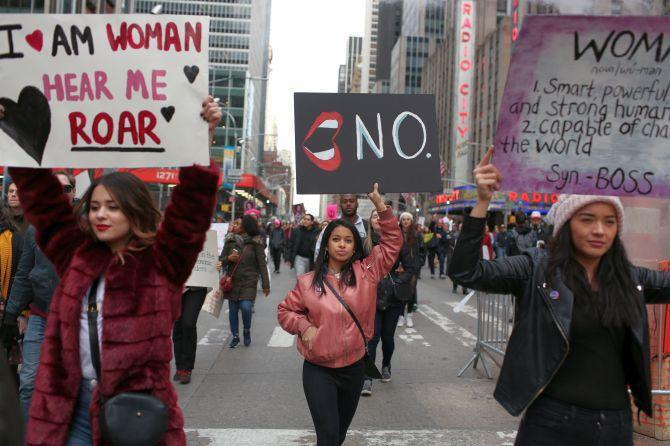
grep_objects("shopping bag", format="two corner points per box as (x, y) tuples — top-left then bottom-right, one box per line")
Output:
(202, 288), (223, 318)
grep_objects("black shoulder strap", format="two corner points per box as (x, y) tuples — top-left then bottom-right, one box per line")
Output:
(87, 278), (102, 380)
(323, 280), (368, 352)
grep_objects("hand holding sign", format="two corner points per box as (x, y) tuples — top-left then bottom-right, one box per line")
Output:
(201, 95), (222, 140)
(368, 182), (387, 213)
(473, 148), (502, 203)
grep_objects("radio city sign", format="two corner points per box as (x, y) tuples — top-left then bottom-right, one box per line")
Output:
(434, 190), (559, 205)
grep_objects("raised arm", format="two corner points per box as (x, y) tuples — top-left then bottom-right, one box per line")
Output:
(635, 267), (670, 304)
(448, 148), (532, 296)
(154, 163), (218, 286)
(362, 184), (402, 283)
(8, 168), (83, 276)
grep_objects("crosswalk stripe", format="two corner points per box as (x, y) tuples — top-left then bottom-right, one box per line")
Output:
(267, 326), (295, 347)
(417, 304), (477, 348)
(185, 428), (518, 446)
(445, 301), (478, 319)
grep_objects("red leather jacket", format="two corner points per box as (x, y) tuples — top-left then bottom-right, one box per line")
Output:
(277, 208), (401, 368)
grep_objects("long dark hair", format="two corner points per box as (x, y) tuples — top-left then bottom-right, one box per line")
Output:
(312, 219), (364, 296)
(546, 224), (640, 327)
(240, 215), (260, 237)
(74, 172), (161, 251)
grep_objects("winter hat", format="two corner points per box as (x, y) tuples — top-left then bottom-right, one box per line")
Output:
(546, 194), (624, 237)
(399, 212), (414, 221)
(530, 211), (542, 219)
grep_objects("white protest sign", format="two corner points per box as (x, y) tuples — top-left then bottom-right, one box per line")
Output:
(185, 230), (219, 289)
(496, 16), (670, 197)
(0, 15), (209, 168)
(210, 223), (229, 254)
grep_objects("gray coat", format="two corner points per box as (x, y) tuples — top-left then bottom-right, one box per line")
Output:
(220, 234), (270, 301)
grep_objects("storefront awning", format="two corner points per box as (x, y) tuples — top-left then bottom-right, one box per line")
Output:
(235, 173), (277, 205)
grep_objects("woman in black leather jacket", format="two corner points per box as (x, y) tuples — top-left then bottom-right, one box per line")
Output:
(449, 149), (670, 446)
(361, 209), (417, 397)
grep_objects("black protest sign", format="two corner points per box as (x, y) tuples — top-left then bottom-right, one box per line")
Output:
(294, 93), (441, 194)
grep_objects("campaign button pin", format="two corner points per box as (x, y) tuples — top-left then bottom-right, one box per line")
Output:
(549, 290), (560, 300)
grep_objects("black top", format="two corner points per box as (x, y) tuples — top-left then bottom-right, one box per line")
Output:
(543, 293), (629, 410)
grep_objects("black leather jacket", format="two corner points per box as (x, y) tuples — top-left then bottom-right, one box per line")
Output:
(449, 215), (670, 417)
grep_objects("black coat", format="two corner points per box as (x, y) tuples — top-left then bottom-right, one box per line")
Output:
(6, 225), (59, 320)
(377, 231), (419, 309)
(449, 215), (670, 417)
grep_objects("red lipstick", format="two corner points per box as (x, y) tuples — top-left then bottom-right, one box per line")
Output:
(302, 111), (343, 171)
(96, 225), (111, 232)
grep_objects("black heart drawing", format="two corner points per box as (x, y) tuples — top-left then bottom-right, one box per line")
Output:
(0, 86), (51, 166)
(183, 65), (200, 84)
(161, 106), (175, 122)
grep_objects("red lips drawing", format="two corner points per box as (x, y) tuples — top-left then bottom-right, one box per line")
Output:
(302, 111), (342, 172)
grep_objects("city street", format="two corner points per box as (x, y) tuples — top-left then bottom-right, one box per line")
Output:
(175, 264), (664, 446)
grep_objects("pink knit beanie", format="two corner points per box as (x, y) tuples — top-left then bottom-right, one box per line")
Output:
(546, 194), (624, 237)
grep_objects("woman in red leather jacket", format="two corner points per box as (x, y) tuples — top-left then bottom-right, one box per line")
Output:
(278, 184), (402, 446)
(3, 98), (221, 446)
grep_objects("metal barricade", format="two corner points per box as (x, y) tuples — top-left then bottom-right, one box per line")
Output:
(457, 291), (515, 379)
(649, 303), (670, 397)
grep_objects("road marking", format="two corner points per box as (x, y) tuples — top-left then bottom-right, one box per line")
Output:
(445, 301), (478, 319)
(267, 326), (295, 347)
(198, 328), (229, 346)
(417, 304), (477, 348)
(186, 428), (518, 445)
(398, 327), (431, 347)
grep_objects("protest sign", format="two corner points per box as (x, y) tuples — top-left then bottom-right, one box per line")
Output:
(495, 16), (670, 198)
(210, 223), (229, 254)
(185, 230), (219, 288)
(294, 93), (441, 194)
(0, 15), (209, 168)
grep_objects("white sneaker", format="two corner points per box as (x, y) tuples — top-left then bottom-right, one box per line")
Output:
(397, 315), (405, 327)
(406, 314), (414, 328)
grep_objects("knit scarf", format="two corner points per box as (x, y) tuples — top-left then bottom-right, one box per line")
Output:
(0, 229), (12, 300)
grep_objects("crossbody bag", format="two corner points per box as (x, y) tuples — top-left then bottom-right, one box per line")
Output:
(87, 279), (168, 446)
(323, 280), (382, 379)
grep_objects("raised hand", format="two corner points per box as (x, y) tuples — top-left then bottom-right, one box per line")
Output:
(201, 96), (222, 140)
(473, 147), (502, 203)
(368, 182), (386, 212)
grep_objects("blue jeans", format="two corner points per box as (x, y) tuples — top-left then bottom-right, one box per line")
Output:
(19, 314), (47, 424)
(228, 299), (253, 336)
(65, 379), (94, 446)
(495, 246), (506, 259)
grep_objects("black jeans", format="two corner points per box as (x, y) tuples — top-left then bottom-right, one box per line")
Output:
(515, 395), (633, 446)
(427, 249), (437, 275)
(303, 359), (365, 446)
(172, 287), (207, 371)
(270, 246), (282, 272)
(368, 305), (404, 372)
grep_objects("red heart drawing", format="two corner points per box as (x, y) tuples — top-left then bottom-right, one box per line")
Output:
(25, 30), (43, 51)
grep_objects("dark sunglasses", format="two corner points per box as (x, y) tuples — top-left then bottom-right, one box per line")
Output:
(62, 184), (74, 193)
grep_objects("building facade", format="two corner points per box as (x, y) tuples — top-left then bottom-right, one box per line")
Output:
(132, 0), (271, 177)
(374, 0), (403, 92)
(344, 36), (363, 93)
(361, 0), (380, 93)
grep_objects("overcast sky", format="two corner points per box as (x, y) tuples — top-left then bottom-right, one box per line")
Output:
(266, 0), (365, 216)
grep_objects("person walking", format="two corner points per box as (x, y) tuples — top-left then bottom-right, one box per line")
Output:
(278, 184), (401, 446)
(448, 222), (469, 295)
(361, 209), (416, 396)
(495, 225), (508, 259)
(396, 212), (420, 328)
(269, 219), (285, 274)
(449, 148), (670, 446)
(172, 286), (208, 385)
(0, 204), (24, 385)
(220, 214), (271, 348)
(434, 219), (449, 279)
(2, 97), (222, 446)
(289, 214), (319, 275)
(1, 172), (76, 423)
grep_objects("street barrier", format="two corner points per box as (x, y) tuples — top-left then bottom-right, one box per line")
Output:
(456, 291), (515, 379)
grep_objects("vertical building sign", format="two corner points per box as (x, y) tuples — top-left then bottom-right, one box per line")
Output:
(452, 0), (476, 182)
